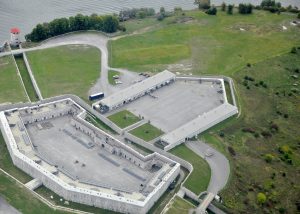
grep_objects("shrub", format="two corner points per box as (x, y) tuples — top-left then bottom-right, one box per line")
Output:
(227, 4), (234, 14)
(195, 0), (211, 10)
(219, 132), (225, 137)
(257, 192), (267, 205)
(270, 123), (279, 132)
(278, 145), (292, 154)
(261, 131), (272, 138)
(206, 7), (217, 15)
(238, 3), (253, 14)
(221, 2), (226, 11)
(264, 154), (274, 163)
(228, 146), (236, 156)
(242, 127), (255, 133)
(283, 114), (289, 118)
(291, 47), (297, 54)
(298, 13), (300, 19)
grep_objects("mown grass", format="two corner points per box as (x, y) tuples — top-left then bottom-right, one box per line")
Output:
(203, 51), (300, 213)
(35, 186), (117, 214)
(108, 70), (120, 85)
(170, 144), (211, 195)
(0, 56), (27, 103)
(0, 172), (67, 214)
(110, 10), (300, 75)
(0, 133), (32, 183)
(27, 45), (101, 101)
(108, 110), (141, 128)
(14, 55), (39, 102)
(129, 122), (164, 142)
(85, 113), (117, 134)
(165, 196), (195, 214)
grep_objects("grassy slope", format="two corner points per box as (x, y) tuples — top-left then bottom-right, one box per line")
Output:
(110, 10), (300, 75)
(170, 144), (211, 195)
(165, 196), (195, 214)
(108, 110), (140, 128)
(129, 123), (164, 142)
(0, 172), (67, 214)
(206, 51), (300, 213)
(0, 56), (26, 103)
(27, 45), (100, 101)
(14, 55), (39, 102)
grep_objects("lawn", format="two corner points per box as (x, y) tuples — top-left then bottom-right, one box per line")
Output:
(26, 45), (101, 101)
(109, 10), (300, 75)
(108, 70), (121, 85)
(0, 172), (67, 214)
(203, 50), (300, 213)
(165, 196), (195, 214)
(0, 133), (32, 183)
(85, 113), (117, 134)
(0, 56), (27, 103)
(129, 122), (164, 142)
(14, 55), (39, 102)
(170, 144), (211, 195)
(107, 110), (141, 128)
(35, 186), (116, 214)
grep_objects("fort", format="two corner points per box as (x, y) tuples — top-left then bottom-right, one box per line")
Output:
(0, 98), (180, 214)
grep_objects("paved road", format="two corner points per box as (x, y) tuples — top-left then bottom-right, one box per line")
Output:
(0, 196), (21, 214)
(0, 32), (139, 97)
(186, 141), (230, 195)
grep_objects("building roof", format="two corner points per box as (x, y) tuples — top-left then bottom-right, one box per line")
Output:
(10, 28), (20, 34)
(161, 103), (238, 146)
(99, 70), (175, 108)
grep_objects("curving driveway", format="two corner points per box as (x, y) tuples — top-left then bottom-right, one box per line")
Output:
(0, 32), (139, 97)
(186, 141), (230, 195)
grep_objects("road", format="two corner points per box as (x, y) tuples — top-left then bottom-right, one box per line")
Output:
(0, 196), (21, 214)
(185, 141), (230, 195)
(0, 32), (139, 97)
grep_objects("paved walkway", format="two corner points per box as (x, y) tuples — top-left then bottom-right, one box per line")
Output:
(0, 196), (21, 214)
(186, 141), (230, 195)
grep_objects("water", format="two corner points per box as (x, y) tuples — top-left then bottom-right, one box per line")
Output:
(0, 0), (299, 44)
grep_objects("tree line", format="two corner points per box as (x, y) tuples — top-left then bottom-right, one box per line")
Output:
(25, 14), (119, 42)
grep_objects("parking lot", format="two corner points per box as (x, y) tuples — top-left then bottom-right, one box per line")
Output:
(112, 79), (224, 132)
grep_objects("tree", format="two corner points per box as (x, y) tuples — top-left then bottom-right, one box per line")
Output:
(206, 7), (217, 15)
(221, 2), (226, 11)
(160, 7), (166, 16)
(103, 15), (119, 33)
(227, 4), (234, 14)
(257, 192), (267, 205)
(174, 6), (183, 15)
(194, 0), (211, 10)
(238, 4), (253, 14)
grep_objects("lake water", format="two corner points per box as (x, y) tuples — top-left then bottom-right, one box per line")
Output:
(0, 0), (299, 43)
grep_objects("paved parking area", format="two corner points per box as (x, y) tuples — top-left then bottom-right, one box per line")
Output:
(0, 197), (20, 214)
(112, 80), (224, 132)
(26, 115), (156, 192)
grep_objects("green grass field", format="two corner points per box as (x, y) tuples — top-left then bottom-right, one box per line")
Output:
(0, 56), (27, 103)
(0, 172), (67, 214)
(170, 144), (211, 195)
(165, 196), (195, 214)
(26, 45), (101, 101)
(108, 70), (121, 85)
(203, 51), (300, 213)
(35, 186), (116, 214)
(129, 123), (164, 142)
(109, 10), (300, 75)
(14, 55), (39, 102)
(107, 110), (141, 128)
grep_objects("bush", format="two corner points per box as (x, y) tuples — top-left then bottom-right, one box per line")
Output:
(238, 4), (253, 14)
(291, 47), (297, 54)
(195, 0), (211, 10)
(206, 7), (217, 15)
(261, 131), (272, 138)
(221, 2), (226, 11)
(257, 192), (267, 205)
(242, 127), (255, 133)
(227, 4), (234, 14)
(298, 13), (300, 19)
(278, 145), (292, 154)
(264, 154), (274, 163)
(228, 146), (236, 156)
